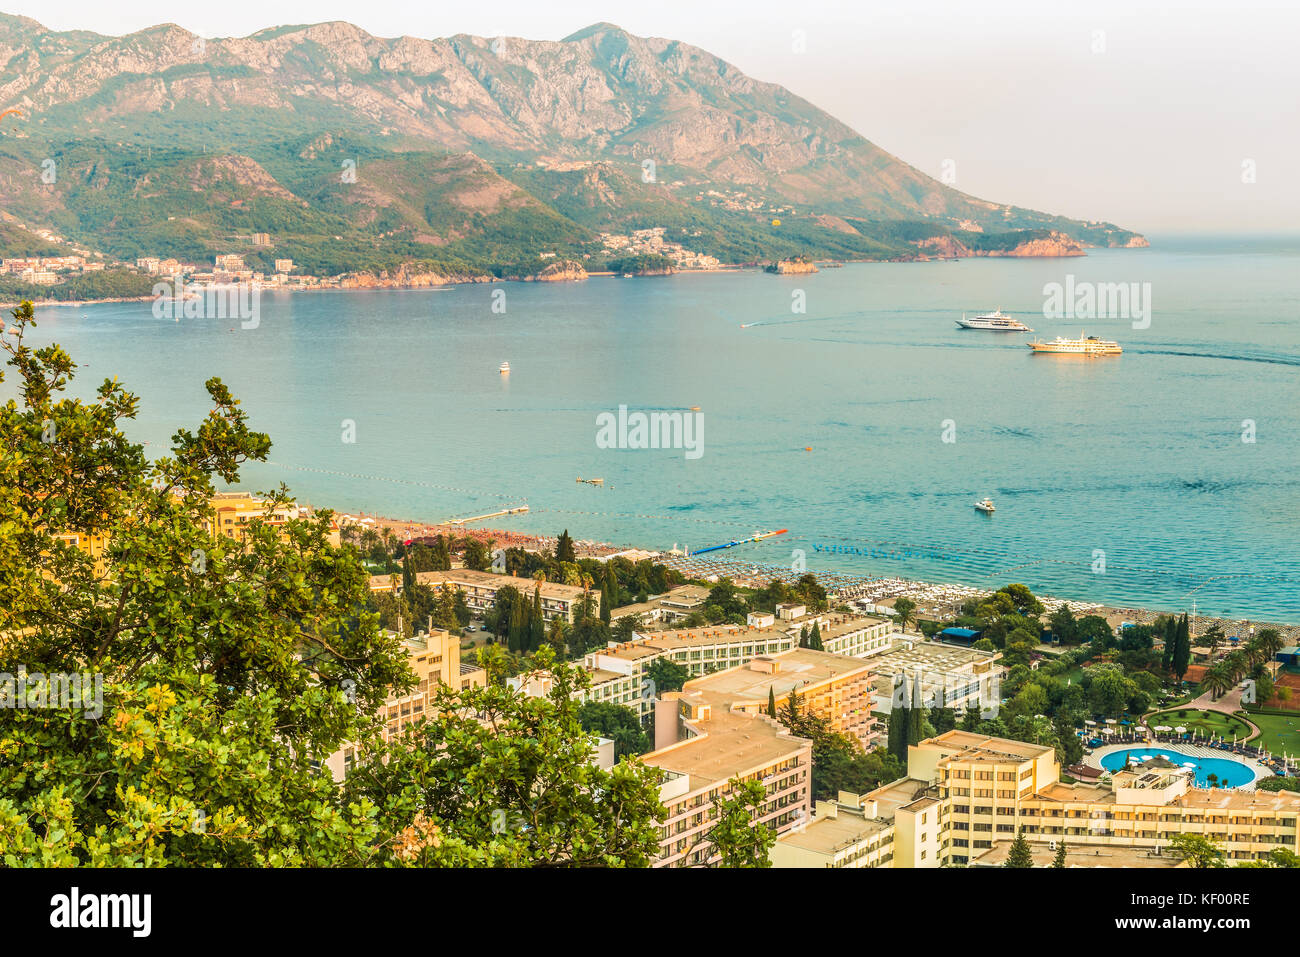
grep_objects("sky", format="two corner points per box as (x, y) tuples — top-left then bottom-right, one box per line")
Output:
(4, 0), (1297, 233)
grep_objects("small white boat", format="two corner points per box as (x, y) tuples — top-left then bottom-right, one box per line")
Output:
(975, 498), (996, 513)
(498, 361), (510, 374)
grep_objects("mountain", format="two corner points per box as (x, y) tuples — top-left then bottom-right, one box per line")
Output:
(0, 15), (1146, 276)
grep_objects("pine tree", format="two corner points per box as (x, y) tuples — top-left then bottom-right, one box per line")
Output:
(1005, 828), (1034, 868)
(781, 690), (800, 728)
(768, 686), (777, 718)
(1052, 841), (1067, 868)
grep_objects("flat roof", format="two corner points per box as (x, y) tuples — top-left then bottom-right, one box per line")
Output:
(682, 649), (871, 702)
(868, 640), (1000, 676)
(775, 809), (890, 855)
(972, 841), (1186, 868)
(641, 709), (811, 793)
(859, 777), (940, 821)
(816, 614), (891, 638)
(920, 730), (1055, 765)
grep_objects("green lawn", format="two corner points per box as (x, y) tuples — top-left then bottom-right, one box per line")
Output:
(1247, 712), (1300, 757)
(1144, 708), (1254, 741)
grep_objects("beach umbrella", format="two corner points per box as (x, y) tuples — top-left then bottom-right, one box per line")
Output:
(1085, 719), (1097, 727)
(1175, 726), (1187, 734)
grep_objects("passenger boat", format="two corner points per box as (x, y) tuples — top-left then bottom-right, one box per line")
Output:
(975, 498), (996, 514)
(1027, 332), (1122, 356)
(956, 310), (1033, 332)
(499, 361), (510, 374)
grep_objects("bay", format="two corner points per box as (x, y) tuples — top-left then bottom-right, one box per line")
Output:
(12, 235), (1299, 622)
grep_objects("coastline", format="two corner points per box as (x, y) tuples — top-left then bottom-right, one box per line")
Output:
(6, 240), (1136, 311)
(340, 510), (1299, 640)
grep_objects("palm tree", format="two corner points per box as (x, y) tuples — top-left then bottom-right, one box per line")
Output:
(1201, 665), (1232, 700)
(1256, 628), (1285, 661)
(1221, 651), (1248, 684)
(1243, 639), (1267, 670)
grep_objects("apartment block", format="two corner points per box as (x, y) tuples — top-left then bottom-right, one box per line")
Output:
(328, 628), (487, 780)
(772, 730), (1300, 867)
(641, 692), (812, 867)
(676, 648), (878, 749)
(866, 639), (1003, 716)
(397, 569), (595, 623)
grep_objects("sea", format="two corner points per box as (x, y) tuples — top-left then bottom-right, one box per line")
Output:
(9, 234), (1299, 622)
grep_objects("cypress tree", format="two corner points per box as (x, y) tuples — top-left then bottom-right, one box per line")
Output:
(768, 686), (777, 718)
(1162, 616), (1177, 672)
(1052, 841), (1067, 868)
(530, 586), (545, 652)
(808, 621), (824, 651)
(556, 529), (576, 564)
(909, 704), (923, 745)
(889, 706), (910, 762)
(401, 553), (415, 596)
(1173, 613), (1192, 684)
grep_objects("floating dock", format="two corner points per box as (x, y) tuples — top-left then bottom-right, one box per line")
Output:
(446, 505), (529, 526)
(688, 528), (788, 556)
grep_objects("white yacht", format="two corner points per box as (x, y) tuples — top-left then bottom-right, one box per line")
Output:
(956, 310), (1033, 332)
(975, 498), (996, 514)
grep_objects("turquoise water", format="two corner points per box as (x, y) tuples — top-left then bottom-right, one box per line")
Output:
(8, 235), (1300, 621)
(1099, 747), (1259, 788)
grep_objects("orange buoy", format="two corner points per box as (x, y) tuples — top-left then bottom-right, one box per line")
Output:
(804, 446), (812, 451)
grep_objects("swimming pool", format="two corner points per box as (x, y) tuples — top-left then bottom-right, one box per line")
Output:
(1098, 747), (1259, 788)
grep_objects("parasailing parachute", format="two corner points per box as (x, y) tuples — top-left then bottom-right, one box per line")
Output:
(0, 107), (23, 122)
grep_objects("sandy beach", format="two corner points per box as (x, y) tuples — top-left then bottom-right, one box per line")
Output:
(338, 509), (1298, 640)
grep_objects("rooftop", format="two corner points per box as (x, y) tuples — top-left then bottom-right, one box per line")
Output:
(921, 730), (1055, 765)
(868, 639), (1001, 676)
(972, 841), (1187, 868)
(682, 648), (871, 703)
(775, 808), (891, 855)
(640, 708), (811, 794)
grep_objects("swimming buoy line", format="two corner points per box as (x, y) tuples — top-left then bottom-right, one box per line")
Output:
(258, 461), (1297, 590)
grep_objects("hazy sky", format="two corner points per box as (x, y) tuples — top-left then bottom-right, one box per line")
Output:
(5, 0), (1297, 233)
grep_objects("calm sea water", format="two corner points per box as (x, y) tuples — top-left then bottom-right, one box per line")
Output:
(10, 235), (1300, 621)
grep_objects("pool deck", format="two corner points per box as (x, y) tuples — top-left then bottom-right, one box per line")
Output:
(1085, 741), (1271, 791)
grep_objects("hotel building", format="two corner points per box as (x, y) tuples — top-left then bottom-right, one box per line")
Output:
(327, 627), (487, 780)
(772, 730), (1300, 867)
(371, 569), (596, 623)
(641, 691), (813, 867)
(671, 648), (878, 750)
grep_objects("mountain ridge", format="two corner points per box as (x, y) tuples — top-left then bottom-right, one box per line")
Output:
(0, 16), (1146, 280)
